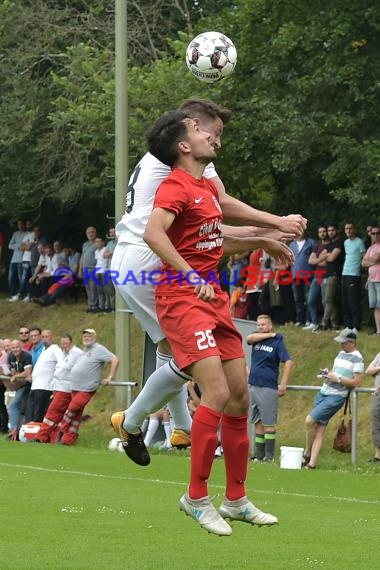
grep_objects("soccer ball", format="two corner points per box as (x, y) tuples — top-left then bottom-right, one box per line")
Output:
(186, 31), (237, 83)
(108, 437), (124, 452)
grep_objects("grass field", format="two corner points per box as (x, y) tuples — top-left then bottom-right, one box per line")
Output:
(1, 440), (379, 570)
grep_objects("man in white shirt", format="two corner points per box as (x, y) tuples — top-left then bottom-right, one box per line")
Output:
(25, 330), (61, 422)
(35, 334), (82, 443)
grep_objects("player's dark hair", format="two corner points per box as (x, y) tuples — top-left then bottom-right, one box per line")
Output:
(147, 110), (193, 167)
(179, 97), (232, 125)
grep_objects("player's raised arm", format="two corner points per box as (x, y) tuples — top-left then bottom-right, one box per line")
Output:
(213, 176), (307, 236)
(223, 234), (294, 267)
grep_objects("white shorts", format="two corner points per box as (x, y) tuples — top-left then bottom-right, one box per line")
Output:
(111, 243), (164, 343)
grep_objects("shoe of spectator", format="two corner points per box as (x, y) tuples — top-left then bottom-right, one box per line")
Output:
(8, 294), (20, 302)
(214, 445), (223, 458)
(219, 496), (279, 526)
(263, 457), (274, 463)
(310, 325), (320, 333)
(368, 457), (380, 463)
(302, 323), (315, 330)
(23, 295), (30, 303)
(111, 411), (150, 466)
(295, 322), (302, 327)
(302, 453), (311, 467)
(170, 428), (191, 449)
(179, 493), (232, 536)
(31, 297), (44, 305)
(250, 456), (264, 463)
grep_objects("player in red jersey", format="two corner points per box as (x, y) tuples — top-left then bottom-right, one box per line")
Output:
(144, 110), (292, 536)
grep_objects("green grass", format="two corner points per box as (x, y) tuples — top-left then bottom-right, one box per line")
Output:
(1, 440), (379, 569)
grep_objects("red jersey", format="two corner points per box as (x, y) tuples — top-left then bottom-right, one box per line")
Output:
(153, 167), (224, 294)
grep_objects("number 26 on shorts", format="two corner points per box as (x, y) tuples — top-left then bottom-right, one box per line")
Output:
(194, 330), (216, 351)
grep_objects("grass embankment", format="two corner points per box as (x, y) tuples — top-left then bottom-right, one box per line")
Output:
(0, 294), (378, 465)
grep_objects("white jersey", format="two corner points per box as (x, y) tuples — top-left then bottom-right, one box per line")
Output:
(116, 152), (218, 246)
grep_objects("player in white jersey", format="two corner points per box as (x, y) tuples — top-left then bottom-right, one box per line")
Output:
(111, 97), (306, 466)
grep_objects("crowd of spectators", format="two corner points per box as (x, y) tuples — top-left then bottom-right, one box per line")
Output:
(2, 221), (116, 312)
(228, 222), (380, 336)
(0, 326), (118, 444)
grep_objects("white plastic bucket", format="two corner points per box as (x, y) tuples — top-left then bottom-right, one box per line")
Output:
(280, 446), (304, 470)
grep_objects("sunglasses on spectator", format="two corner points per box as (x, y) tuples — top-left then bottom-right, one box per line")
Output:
(19, 330), (29, 335)
(371, 232), (380, 235)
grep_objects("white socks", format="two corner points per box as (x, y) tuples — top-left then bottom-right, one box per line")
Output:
(123, 353), (192, 433)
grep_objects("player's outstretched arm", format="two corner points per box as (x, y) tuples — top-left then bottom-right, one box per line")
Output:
(213, 176), (307, 235)
(223, 235), (294, 267)
(222, 224), (294, 243)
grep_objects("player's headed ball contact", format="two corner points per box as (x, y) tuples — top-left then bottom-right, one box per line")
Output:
(186, 31), (237, 83)
(53, 267), (75, 286)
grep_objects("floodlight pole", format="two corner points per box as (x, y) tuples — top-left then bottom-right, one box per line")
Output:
(114, 0), (131, 408)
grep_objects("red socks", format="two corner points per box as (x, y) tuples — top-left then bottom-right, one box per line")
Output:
(221, 412), (249, 501)
(189, 405), (221, 499)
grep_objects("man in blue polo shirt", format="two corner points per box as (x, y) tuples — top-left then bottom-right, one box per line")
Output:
(247, 314), (293, 461)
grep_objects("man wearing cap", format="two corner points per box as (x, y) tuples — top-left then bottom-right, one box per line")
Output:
(58, 328), (119, 445)
(303, 328), (364, 469)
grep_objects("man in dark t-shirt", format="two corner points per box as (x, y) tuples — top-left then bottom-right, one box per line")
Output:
(3, 340), (33, 439)
(319, 225), (344, 330)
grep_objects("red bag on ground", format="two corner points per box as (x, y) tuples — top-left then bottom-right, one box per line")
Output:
(19, 422), (43, 442)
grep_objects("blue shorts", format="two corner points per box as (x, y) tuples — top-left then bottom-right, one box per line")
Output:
(309, 392), (346, 425)
(368, 281), (380, 309)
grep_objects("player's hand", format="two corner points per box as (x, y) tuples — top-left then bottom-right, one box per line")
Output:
(260, 229), (296, 243)
(278, 384), (287, 397)
(279, 215), (307, 236)
(194, 281), (215, 302)
(262, 239), (295, 267)
(101, 377), (111, 385)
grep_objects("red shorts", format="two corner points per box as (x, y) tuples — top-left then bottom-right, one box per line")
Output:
(156, 290), (244, 370)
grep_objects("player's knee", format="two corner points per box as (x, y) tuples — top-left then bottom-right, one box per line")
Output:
(203, 383), (230, 410)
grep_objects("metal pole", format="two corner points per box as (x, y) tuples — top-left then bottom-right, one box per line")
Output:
(114, 0), (131, 409)
(351, 390), (358, 465)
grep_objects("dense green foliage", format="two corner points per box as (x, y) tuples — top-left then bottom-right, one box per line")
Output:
(0, 0), (379, 228)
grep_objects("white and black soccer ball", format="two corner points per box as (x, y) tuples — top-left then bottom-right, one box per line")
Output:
(108, 437), (124, 453)
(186, 31), (237, 83)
